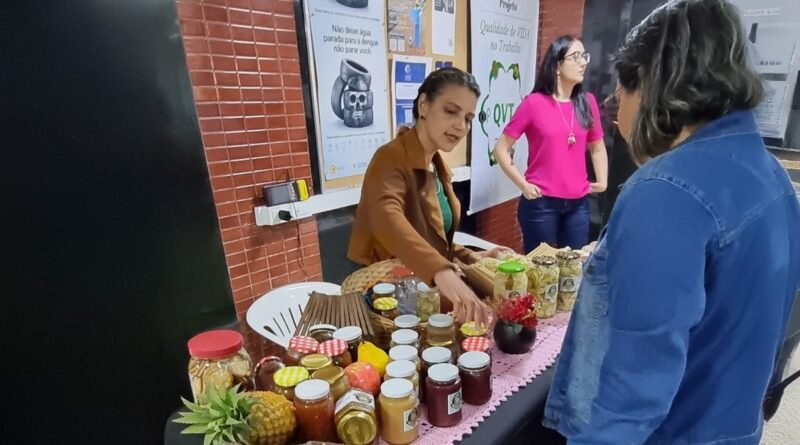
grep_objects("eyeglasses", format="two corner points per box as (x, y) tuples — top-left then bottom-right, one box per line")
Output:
(563, 51), (591, 64)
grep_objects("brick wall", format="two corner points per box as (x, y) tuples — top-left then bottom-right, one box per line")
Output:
(176, 0), (586, 357)
(176, 0), (322, 359)
(474, 0), (586, 252)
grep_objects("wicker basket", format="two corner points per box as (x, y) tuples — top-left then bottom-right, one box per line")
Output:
(341, 259), (402, 294)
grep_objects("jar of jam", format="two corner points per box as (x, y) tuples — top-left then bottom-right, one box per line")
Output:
(273, 366), (310, 401)
(427, 314), (456, 347)
(286, 336), (320, 367)
(457, 351), (492, 405)
(374, 297), (399, 320)
(415, 283), (440, 323)
(254, 355), (284, 391)
(308, 323), (338, 343)
(388, 345), (420, 371)
(186, 330), (254, 403)
(384, 360), (420, 397)
(379, 379), (418, 445)
(335, 389), (378, 445)
(372, 283), (397, 302)
(312, 366), (351, 401)
(420, 346), (453, 403)
(319, 339), (353, 368)
(461, 337), (492, 360)
(390, 329), (420, 349)
(425, 363), (463, 427)
(294, 379), (338, 442)
(300, 353), (333, 374)
(334, 326), (363, 362)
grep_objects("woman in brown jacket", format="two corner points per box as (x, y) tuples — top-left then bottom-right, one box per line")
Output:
(348, 68), (505, 326)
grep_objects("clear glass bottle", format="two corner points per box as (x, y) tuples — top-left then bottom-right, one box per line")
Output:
(379, 379), (418, 445)
(415, 283), (440, 323)
(392, 265), (420, 316)
(294, 379), (338, 442)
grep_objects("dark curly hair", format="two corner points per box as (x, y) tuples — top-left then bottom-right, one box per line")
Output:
(412, 67), (481, 120)
(613, 0), (763, 163)
(533, 35), (594, 129)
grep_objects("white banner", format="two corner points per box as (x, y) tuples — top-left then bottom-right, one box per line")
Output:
(304, 0), (391, 182)
(468, 0), (539, 214)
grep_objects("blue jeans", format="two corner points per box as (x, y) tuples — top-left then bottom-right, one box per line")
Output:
(517, 196), (589, 253)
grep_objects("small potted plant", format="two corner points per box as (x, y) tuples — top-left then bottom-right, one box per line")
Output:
(493, 293), (538, 354)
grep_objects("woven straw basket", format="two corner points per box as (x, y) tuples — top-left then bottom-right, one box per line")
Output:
(341, 259), (403, 349)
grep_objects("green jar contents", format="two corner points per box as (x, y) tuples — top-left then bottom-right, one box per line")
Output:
(415, 283), (440, 323)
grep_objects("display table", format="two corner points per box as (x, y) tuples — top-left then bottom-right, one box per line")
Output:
(164, 313), (570, 445)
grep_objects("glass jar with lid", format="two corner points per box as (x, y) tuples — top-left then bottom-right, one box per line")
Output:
(426, 314), (456, 349)
(425, 363), (463, 427)
(335, 389), (378, 445)
(312, 366), (351, 401)
(300, 353), (333, 374)
(556, 251), (582, 311)
(392, 265), (420, 316)
(457, 351), (492, 405)
(273, 366), (310, 401)
(461, 337), (492, 360)
(529, 255), (560, 318)
(319, 339), (353, 368)
(415, 282), (440, 323)
(334, 326), (363, 362)
(388, 345), (420, 371)
(373, 297), (399, 320)
(308, 323), (338, 343)
(384, 360), (420, 397)
(285, 336), (320, 367)
(390, 329), (420, 349)
(379, 379), (418, 445)
(394, 314), (420, 332)
(187, 329), (254, 403)
(420, 346), (453, 403)
(372, 283), (396, 302)
(254, 355), (284, 391)
(459, 321), (488, 344)
(294, 379), (338, 442)
(493, 261), (528, 303)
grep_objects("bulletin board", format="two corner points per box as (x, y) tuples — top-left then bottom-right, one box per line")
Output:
(302, 0), (470, 193)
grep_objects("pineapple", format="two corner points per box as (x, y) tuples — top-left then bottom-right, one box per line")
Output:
(174, 385), (296, 445)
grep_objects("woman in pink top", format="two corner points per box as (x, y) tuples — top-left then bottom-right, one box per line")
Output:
(494, 35), (608, 253)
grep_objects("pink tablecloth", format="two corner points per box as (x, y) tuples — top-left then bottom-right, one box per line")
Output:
(380, 312), (571, 445)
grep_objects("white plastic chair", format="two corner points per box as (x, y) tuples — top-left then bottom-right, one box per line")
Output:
(246, 281), (342, 349)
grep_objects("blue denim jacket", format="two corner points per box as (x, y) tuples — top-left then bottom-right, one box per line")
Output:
(544, 110), (800, 444)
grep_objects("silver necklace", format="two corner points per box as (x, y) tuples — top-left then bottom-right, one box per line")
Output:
(555, 98), (576, 145)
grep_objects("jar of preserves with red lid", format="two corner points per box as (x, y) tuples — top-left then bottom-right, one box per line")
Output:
(294, 379), (338, 442)
(457, 351), (492, 405)
(187, 330), (254, 403)
(425, 363), (463, 427)
(319, 339), (353, 368)
(286, 336), (320, 366)
(461, 337), (492, 360)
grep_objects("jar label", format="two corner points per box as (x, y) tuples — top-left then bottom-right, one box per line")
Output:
(448, 390), (463, 415)
(544, 284), (558, 302)
(335, 390), (375, 415)
(403, 405), (418, 432)
(560, 276), (581, 293)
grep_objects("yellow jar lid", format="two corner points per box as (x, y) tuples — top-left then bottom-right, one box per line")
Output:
(460, 321), (488, 337)
(337, 410), (377, 444)
(373, 297), (398, 311)
(273, 366), (309, 387)
(312, 365), (344, 383)
(300, 353), (333, 370)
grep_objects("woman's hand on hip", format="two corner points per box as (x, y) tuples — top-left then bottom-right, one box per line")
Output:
(590, 182), (607, 193)
(521, 182), (542, 200)
(434, 268), (489, 328)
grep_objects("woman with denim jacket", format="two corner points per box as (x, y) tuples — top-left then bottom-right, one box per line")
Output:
(543, 1), (800, 444)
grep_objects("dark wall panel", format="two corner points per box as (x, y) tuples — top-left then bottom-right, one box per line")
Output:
(2, 1), (235, 443)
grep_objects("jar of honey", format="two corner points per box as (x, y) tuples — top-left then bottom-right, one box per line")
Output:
(319, 339), (353, 368)
(457, 351), (492, 405)
(384, 360), (420, 397)
(294, 379), (338, 442)
(286, 336), (320, 367)
(300, 353), (333, 374)
(334, 326), (363, 362)
(374, 297), (399, 320)
(312, 366), (351, 401)
(390, 329), (420, 349)
(379, 379), (418, 445)
(388, 345), (420, 371)
(425, 363), (463, 427)
(335, 389), (378, 445)
(427, 314), (456, 347)
(272, 366), (309, 401)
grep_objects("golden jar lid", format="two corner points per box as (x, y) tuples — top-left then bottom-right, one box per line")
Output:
(273, 366), (309, 387)
(373, 297), (398, 311)
(531, 255), (557, 266)
(556, 251), (581, 261)
(312, 365), (344, 383)
(460, 321), (488, 337)
(300, 353), (333, 371)
(337, 410), (378, 444)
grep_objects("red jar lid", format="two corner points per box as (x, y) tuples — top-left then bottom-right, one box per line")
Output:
(462, 336), (491, 353)
(289, 336), (320, 354)
(319, 339), (348, 357)
(187, 330), (243, 360)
